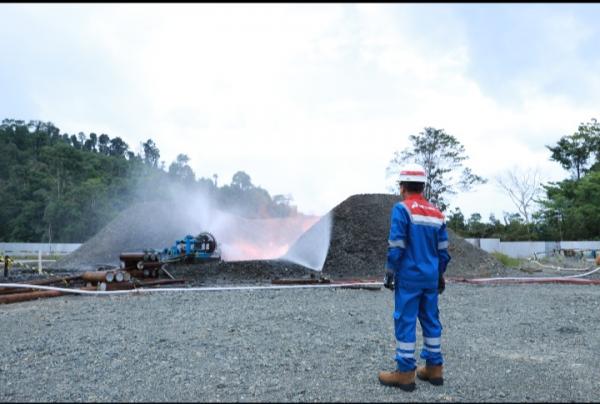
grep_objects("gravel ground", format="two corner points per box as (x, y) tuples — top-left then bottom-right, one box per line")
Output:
(1, 283), (599, 402)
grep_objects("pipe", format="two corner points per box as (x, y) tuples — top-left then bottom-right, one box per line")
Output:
(81, 271), (115, 283)
(1, 266), (599, 300)
(272, 278), (331, 285)
(463, 265), (600, 283)
(106, 282), (135, 291)
(0, 282), (385, 296)
(134, 279), (186, 287)
(529, 259), (593, 272)
(136, 261), (162, 270)
(0, 275), (81, 288)
(0, 289), (63, 304)
(0, 275), (82, 295)
(119, 253), (145, 261)
(447, 277), (600, 286)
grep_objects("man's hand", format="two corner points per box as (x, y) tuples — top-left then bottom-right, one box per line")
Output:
(438, 273), (445, 295)
(383, 269), (395, 291)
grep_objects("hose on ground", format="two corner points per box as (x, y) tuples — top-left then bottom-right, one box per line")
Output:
(469, 265), (600, 282)
(1, 266), (599, 296)
(0, 282), (383, 296)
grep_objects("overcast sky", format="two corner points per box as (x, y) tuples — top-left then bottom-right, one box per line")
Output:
(2, 4), (600, 219)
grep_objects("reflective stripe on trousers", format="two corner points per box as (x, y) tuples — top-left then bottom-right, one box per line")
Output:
(393, 286), (443, 371)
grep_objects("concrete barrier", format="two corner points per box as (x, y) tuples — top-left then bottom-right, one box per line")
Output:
(465, 239), (600, 258)
(0, 242), (81, 257)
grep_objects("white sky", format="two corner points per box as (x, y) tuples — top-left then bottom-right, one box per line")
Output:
(2, 4), (599, 219)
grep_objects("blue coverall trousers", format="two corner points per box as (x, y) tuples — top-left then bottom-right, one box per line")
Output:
(394, 286), (443, 371)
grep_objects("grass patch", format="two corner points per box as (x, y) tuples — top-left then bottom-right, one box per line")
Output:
(491, 251), (521, 268)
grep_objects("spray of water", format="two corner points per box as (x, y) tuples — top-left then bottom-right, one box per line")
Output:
(279, 212), (333, 271)
(153, 180), (332, 270)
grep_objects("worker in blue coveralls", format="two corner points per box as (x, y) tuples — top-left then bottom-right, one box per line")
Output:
(378, 163), (451, 392)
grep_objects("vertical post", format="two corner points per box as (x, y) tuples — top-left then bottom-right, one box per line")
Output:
(38, 250), (42, 274)
(3, 255), (7, 278)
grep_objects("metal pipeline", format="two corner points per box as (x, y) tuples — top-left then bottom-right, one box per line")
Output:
(1, 266), (599, 300)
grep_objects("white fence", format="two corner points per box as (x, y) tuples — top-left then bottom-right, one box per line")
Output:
(465, 238), (600, 258)
(0, 242), (81, 257)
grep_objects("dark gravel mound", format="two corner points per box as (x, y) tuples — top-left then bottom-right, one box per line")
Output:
(287, 193), (508, 279)
(53, 201), (195, 271)
(166, 260), (318, 286)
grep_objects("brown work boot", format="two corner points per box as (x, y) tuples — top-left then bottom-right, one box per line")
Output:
(378, 369), (416, 391)
(416, 364), (443, 385)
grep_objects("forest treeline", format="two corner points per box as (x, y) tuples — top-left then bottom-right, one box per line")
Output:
(0, 119), (298, 243)
(445, 118), (600, 241)
(387, 119), (600, 242)
(4, 117), (600, 243)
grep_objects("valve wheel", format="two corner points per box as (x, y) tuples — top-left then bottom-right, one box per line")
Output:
(195, 232), (217, 253)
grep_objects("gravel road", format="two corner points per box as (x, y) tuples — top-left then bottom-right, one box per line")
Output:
(1, 283), (599, 402)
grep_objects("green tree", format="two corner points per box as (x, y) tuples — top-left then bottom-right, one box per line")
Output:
(446, 207), (466, 234)
(84, 132), (98, 152)
(538, 171), (600, 240)
(387, 127), (486, 211)
(98, 134), (111, 155)
(142, 139), (160, 167)
(109, 137), (129, 158)
(231, 171), (253, 191)
(168, 154), (196, 183)
(70, 134), (82, 150)
(546, 119), (599, 180)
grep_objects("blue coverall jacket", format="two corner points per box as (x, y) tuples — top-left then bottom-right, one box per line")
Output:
(386, 194), (451, 370)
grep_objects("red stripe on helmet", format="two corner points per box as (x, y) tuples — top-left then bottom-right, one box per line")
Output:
(400, 170), (426, 176)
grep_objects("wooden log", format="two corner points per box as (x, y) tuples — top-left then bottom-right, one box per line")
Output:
(0, 290), (63, 304)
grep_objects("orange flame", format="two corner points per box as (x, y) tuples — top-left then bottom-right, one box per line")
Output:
(219, 214), (320, 261)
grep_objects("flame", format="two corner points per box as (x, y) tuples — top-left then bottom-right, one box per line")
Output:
(218, 214), (320, 261)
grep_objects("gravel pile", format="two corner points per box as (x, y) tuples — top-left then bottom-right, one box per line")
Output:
(52, 194), (507, 283)
(289, 194), (508, 279)
(1, 283), (598, 402)
(165, 260), (318, 286)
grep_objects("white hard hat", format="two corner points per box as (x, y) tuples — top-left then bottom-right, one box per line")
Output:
(399, 163), (427, 183)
